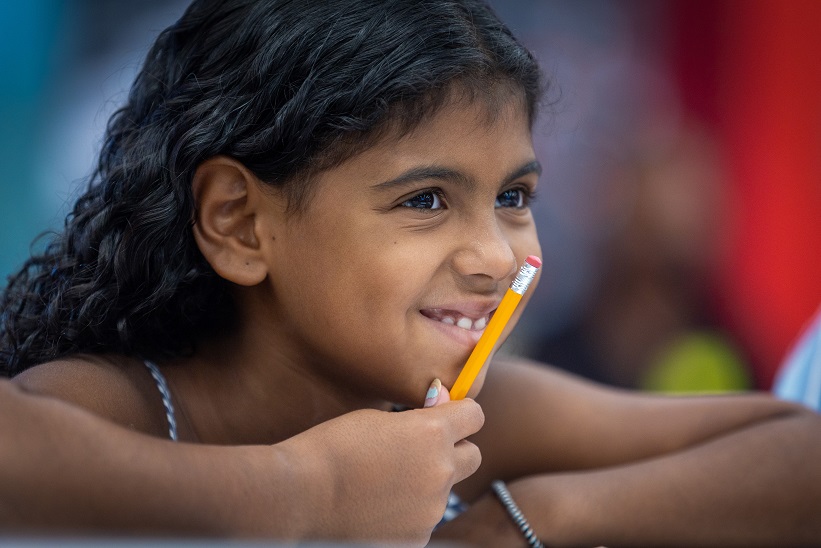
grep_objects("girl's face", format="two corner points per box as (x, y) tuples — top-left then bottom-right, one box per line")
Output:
(259, 98), (541, 406)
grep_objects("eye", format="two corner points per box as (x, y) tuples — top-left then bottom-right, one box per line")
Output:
(400, 190), (444, 210)
(495, 188), (528, 209)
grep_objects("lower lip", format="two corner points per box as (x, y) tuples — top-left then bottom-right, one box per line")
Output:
(420, 312), (485, 347)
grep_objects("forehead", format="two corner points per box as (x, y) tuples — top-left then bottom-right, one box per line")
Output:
(303, 98), (535, 199)
(389, 85), (533, 145)
(359, 97), (533, 168)
(411, 96), (529, 140)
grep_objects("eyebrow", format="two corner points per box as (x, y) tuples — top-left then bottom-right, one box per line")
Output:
(372, 160), (542, 191)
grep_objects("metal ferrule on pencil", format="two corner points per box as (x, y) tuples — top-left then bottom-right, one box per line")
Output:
(510, 262), (539, 296)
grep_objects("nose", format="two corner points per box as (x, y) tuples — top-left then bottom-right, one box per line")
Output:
(451, 216), (518, 286)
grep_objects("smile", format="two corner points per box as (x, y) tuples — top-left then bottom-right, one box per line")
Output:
(420, 309), (492, 332)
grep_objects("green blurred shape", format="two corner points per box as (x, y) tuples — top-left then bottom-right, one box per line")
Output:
(641, 332), (752, 394)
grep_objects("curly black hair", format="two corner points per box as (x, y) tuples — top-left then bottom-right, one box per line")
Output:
(0, 0), (543, 375)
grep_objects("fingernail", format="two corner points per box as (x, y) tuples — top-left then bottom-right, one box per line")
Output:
(424, 378), (442, 408)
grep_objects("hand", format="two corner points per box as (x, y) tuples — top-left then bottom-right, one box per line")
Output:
(280, 380), (484, 545)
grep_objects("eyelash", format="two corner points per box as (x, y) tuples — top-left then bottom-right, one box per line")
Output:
(399, 186), (536, 211)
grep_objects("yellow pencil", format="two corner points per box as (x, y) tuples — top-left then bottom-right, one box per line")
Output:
(450, 255), (542, 400)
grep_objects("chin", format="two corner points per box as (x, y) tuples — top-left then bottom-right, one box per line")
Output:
(463, 366), (492, 399)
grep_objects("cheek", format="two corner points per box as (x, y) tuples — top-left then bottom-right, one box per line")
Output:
(290, 233), (422, 331)
(336, 224), (442, 308)
(509, 226), (542, 321)
(509, 223), (542, 266)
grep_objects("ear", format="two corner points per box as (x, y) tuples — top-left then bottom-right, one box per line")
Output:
(191, 156), (275, 286)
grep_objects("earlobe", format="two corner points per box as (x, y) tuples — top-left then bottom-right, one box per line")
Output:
(191, 156), (271, 286)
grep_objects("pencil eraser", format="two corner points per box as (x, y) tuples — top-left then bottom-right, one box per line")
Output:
(525, 255), (542, 268)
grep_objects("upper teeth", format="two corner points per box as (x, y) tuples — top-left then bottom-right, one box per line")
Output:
(438, 314), (488, 331)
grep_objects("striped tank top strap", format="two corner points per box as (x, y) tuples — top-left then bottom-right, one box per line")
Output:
(142, 359), (178, 441)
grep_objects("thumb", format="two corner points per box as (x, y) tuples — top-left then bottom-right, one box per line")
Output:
(423, 378), (451, 408)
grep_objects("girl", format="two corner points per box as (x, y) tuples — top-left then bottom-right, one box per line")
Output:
(2, 0), (820, 545)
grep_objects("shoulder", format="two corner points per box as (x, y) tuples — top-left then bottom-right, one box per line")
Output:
(465, 355), (802, 498)
(12, 354), (171, 439)
(477, 355), (620, 421)
(457, 356), (629, 499)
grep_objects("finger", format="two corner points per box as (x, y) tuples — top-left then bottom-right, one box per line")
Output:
(423, 378), (443, 408)
(452, 439), (482, 483)
(425, 398), (485, 440)
(435, 382), (451, 406)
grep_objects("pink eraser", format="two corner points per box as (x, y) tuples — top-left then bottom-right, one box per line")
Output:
(525, 255), (542, 268)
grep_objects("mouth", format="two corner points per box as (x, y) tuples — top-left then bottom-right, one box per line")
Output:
(419, 308), (494, 332)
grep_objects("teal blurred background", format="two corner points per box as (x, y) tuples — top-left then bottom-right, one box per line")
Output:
(0, 1), (64, 277)
(0, 1), (186, 279)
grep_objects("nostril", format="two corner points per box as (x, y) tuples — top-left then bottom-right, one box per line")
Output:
(451, 242), (517, 283)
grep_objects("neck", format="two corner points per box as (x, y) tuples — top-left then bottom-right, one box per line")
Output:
(162, 321), (391, 445)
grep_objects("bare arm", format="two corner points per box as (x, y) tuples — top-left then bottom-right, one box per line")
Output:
(435, 359), (821, 547)
(0, 379), (483, 544)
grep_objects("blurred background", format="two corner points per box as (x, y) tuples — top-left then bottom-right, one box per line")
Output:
(1, 0), (819, 392)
